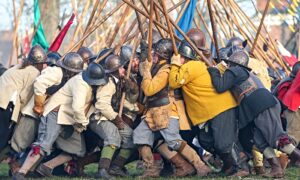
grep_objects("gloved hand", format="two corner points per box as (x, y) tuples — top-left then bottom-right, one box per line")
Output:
(111, 115), (125, 130)
(33, 95), (47, 116)
(139, 60), (152, 78)
(73, 123), (86, 133)
(140, 40), (148, 62)
(171, 54), (182, 66)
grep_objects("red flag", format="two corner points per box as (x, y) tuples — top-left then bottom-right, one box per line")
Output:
(23, 30), (30, 56)
(276, 40), (298, 66)
(48, 13), (75, 52)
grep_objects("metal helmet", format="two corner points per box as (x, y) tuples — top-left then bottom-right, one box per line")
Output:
(77, 46), (94, 62)
(226, 37), (247, 49)
(82, 62), (108, 86)
(104, 54), (125, 73)
(186, 28), (207, 51)
(57, 52), (84, 73)
(291, 61), (300, 78)
(226, 50), (251, 70)
(144, 29), (162, 46)
(178, 40), (196, 60)
(89, 48), (115, 65)
(46, 52), (61, 66)
(27, 45), (47, 64)
(120, 45), (134, 63)
(154, 38), (174, 60)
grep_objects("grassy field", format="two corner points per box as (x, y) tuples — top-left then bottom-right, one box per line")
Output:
(1, 162), (300, 180)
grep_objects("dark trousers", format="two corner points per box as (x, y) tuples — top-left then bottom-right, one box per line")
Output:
(197, 108), (238, 154)
(0, 103), (15, 151)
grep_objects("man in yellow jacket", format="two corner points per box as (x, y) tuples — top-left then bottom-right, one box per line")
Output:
(133, 39), (211, 178)
(169, 40), (249, 177)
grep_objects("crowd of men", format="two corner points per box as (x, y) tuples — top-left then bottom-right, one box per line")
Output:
(0, 28), (300, 180)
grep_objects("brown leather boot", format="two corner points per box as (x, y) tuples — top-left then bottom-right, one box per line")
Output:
(263, 157), (284, 178)
(178, 142), (211, 176)
(96, 158), (115, 180)
(9, 158), (21, 175)
(279, 153), (289, 170)
(254, 166), (266, 175)
(137, 146), (161, 178)
(289, 148), (300, 164)
(109, 156), (127, 177)
(170, 153), (196, 177)
(76, 151), (100, 176)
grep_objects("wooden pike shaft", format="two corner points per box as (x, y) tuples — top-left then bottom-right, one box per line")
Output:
(140, 0), (164, 38)
(132, 0), (146, 39)
(161, 0), (178, 55)
(78, 0), (101, 48)
(230, 0), (288, 73)
(207, 0), (220, 62)
(121, 0), (180, 41)
(148, 0), (154, 62)
(118, 37), (140, 116)
(217, 0), (281, 78)
(196, 6), (214, 42)
(250, 0), (271, 53)
(9, 0), (25, 66)
(107, 5), (131, 47)
(152, 0), (211, 65)
(67, 2), (125, 53)
(175, 0), (190, 24)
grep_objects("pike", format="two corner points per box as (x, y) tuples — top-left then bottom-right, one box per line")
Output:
(160, 0), (178, 55)
(118, 37), (140, 116)
(250, 0), (271, 54)
(131, 0), (146, 39)
(121, 0), (181, 41)
(9, 0), (25, 66)
(106, 5), (132, 47)
(147, 0), (154, 62)
(152, 0), (211, 66)
(77, 0), (101, 48)
(67, 2), (125, 53)
(207, 0), (220, 62)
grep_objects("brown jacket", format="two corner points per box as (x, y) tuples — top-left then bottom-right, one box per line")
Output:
(0, 64), (40, 122)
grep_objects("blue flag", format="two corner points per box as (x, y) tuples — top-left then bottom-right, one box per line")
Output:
(175, 0), (197, 39)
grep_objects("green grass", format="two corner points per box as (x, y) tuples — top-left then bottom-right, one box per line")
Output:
(1, 162), (300, 180)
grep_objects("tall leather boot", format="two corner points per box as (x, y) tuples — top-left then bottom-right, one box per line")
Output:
(170, 153), (196, 177)
(137, 146), (161, 178)
(228, 144), (250, 177)
(289, 148), (300, 165)
(158, 142), (195, 177)
(97, 158), (115, 180)
(178, 142), (211, 176)
(109, 155), (127, 177)
(263, 157), (284, 178)
(75, 151), (100, 176)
